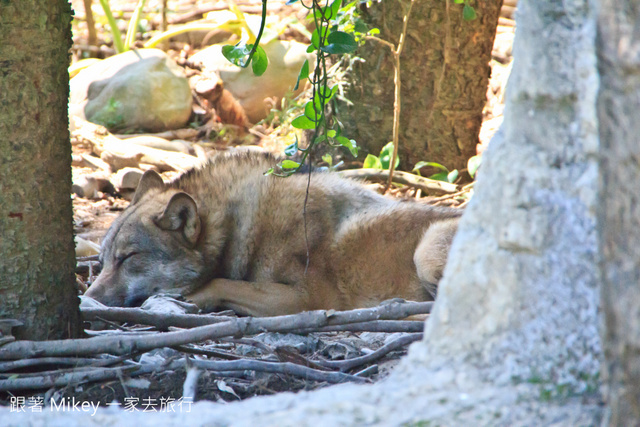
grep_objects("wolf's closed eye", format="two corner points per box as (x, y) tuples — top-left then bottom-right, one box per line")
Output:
(117, 252), (138, 265)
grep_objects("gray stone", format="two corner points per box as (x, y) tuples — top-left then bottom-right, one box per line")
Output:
(70, 49), (192, 133)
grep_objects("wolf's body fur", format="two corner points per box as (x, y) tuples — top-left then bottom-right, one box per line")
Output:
(85, 151), (462, 316)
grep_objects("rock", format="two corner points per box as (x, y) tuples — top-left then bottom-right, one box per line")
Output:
(111, 167), (144, 191)
(123, 135), (192, 154)
(253, 332), (321, 353)
(140, 295), (200, 315)
(69, 49), (193, 133)
(190, 40), (314, 123)
(74, 236), (101, 257)
(71, 172), (114, 198)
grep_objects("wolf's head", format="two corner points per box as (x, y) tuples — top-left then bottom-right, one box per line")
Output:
(84, 170), (206, 307)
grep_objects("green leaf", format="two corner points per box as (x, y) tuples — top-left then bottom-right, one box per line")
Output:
(317, 84), (339, 102)
(284, 141), (299, 156)
(293, 59), (310, 91)
(321, 31), (358, 54)
(327, 129), (337, 138)
(291, 114), (316, 129)
(322, 153), (333, 166)
(447, 169), (459, 183)
(285, 0), (299, 4)
(314, 135), (328, 145)
(353, 18), (369, 34)
(251, 45), (269, 76)
(412, 161), (449, 172)
(463, 4), (477, 21)
(363, 154), (382, 169)
(454, 0), (464, 3)
(313, 0), (341, 22)
(264, 167), (275, 176)
(329, 0), (342, 20)
(467, 155), (482, 178)
(304, 100), (320, 121)
(429, 171), (449, 182)
(281, 160), (300, 170)
(311, 26), (330, 49)
(337, 136), (358, 157)
(222, 43), (250, 66)
(379, 141), (400, 170)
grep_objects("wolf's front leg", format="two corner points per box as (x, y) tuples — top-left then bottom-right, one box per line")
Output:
(185, 278), (311, 317)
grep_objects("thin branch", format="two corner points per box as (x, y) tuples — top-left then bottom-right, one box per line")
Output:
(316, 333), (423, 372)
(430, 182), (475, 203)
(82, 0), (98, 49)
(306, 320), (425, 334)
(0, 356), (368, 392)
(339, 169), (458, 194)
(0, 365), (140, 391)
(0, 302), (433, 359)
(81, 307), (236, 330)
(189, 359), (369, 384)
(83, 307), (424, 334)
(0, 356), (124, 373)
(171, 345), (244, 360)
(387, 0), (416, 190)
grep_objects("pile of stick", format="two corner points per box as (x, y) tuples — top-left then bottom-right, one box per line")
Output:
(0, 301), (431, 394)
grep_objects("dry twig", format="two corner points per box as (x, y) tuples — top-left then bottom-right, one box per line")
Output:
(0, 302), (432, 360)
(316, 333), (423, 372)
(0, 355), (368, 392)
(82, 307), (424, 333)
(81, 307), (236, 330)
(339, 169), (458, 194)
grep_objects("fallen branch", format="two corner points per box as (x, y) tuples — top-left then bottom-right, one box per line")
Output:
(0, 356), (123, 373)
(81, 307), (236, 329)
(82, 307), (424, 333)
(316, 333), (423, 372)
(339, 169), (458, 194)
(308, 320), (424, 334)
(189, 359), (368, 384)
(0, 302), (432, 359)
(430, 182), (474, 203)
(0, 355), (367, 392)
(0, 365), (140, 391)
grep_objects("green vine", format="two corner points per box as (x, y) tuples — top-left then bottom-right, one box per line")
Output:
(222, 0), (360, 176)
(220, 0), (270, 76)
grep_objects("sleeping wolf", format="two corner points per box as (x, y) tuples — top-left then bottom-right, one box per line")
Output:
(84, 151), (462, 316)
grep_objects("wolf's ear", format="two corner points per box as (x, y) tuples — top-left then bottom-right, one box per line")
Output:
(155, 192), (201, 247)
(131, 170), (164, 205)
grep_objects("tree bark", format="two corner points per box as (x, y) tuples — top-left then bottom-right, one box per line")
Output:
(597, 0), (640, 423)
(341, 0), (502, 173)
(0, 0), (81, 340)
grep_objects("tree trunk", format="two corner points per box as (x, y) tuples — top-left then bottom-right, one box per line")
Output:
(341, 0), (502, 173)
(0, 0), (81, 340)
(597, 0), (640, 423)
